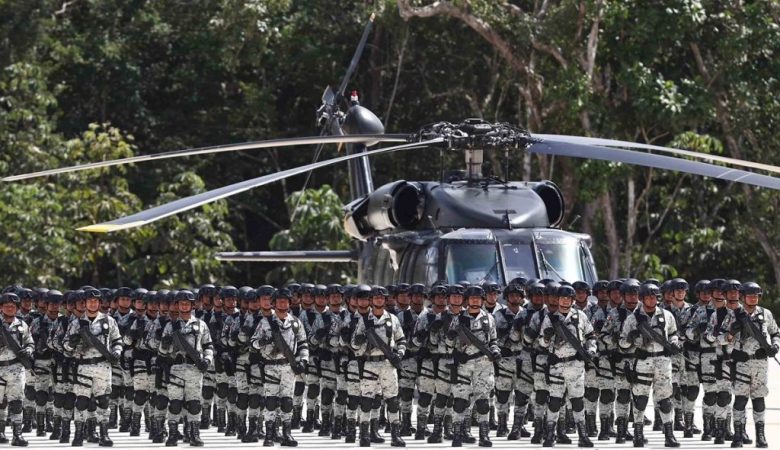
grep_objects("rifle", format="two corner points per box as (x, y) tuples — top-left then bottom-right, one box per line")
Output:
(550, 318), (596, 368)
(0, 323), (33, 370)
(79, 322), (119, 365)
(364, 319), (404, 373)
(170, 329), (205, 372)
(738, 314), (780, 366)
(636, 320), (695, 366)
(268, 317), (304, 375)
(454, 318), (494, 361)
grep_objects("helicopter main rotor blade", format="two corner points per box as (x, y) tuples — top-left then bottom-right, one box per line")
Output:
(337, 13), (375, 99)
(530, 138), (780, 190)
(2, 134), (409, 182)
(535, 134), (780, 174)
(216, 250), (357, 263)
(78, 137), (442, 233)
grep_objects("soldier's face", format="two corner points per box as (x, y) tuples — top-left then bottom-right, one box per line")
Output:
(713, 297), (726, 310)
(75, 300), (86, 313)
(386, 295), (397, 306)
(467, 295), (482, 311)
(302, 294), (314, 308)
(609, 290), (621, 305)
(697, 291), (711, 303)
(315, 295), (327, 308)
(673, 289), (687, 302)
(159, 303), (169, 316)
(274, 298), (290, 314)
(329, 296), (342, 311)
(212, 297), (223, 309)
(744, 294), (760, 307)
(133, 300), (145, 315)
(100, 299), (110, 312)
(712, 290), (725, 301)
(86, 298), (100, 313)
(202, 296), (212, 308)
(146, 302), (158, 319)
(624, 293), (639, 310)
(726, 290), (740, 302)
(411, 295), (425, 312)
(370, 295), (386, 310)
(178, 300), (192, 314)
(357, 297), (370, 313)
(558, 296), (573, 314)
(531, 294), (544, 306)
(224, 297), (237, 310)
(397, 293), (410, 308)
(547, 298), (559, 313)
(448, 294), (463, 309)
(596, 291), (609, 305)
(117, 296), (131, 310)
(507, 293), (524, 306)
(641, 294), (657, 310)
(291, 295), (301, 307)
(727, 299), (740, 310)
(248, 298), (261, 312)
(21, 299), (32, 311)
(2, 303), (16, 317)
(47, 301), (59, 316)
(485, 292), (498, 307)
(169, 304), (179, 319)
(575, 290), (589, 304)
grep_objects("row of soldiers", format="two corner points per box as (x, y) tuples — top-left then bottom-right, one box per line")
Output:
(0, 276), (775, 448)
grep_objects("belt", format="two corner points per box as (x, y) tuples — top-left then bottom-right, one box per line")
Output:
(172, 355), (198, 365)
(500, 348), (514, 358)
(549, 355), (580, 364)
(359, 355), (386, 363)
(79, 356), (107, 365)
(0, 358), (19, 367)
(636, 350), (668, 359)
(403, 350), (418, 360)
(264, 358), (289, 365)
(699, 347), (717, 354)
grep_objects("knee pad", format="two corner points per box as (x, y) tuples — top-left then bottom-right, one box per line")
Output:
(584, 387), (599, 403)
(752, 397), (765, 413)
(280, 397), (293, 413)
(265, 396), (279, 411)
(570, 397), (585, 413)
(514, 391), (529, 407)
(156, 396), (169, 411)
(216, 383), (229, 399)
(399, 387), (414, 403)
(600, 389), (615, 404)
(672, 385), (681, 400)
(347, 395), (360, 411)
(64, 393), (76, 410)
(134, 390), (149, 407)
(336, 390), (348, 406)
(202, 385), (214, 400)
(453, 398), (470, 414)
(124, 387), (134, 402)
(236, 394), (249, 410)
(658, 398), (672, 414)
(703, 392), (717, 406)
(169, 399), (183, 415)
(306, 384), (320, 400)
(495, 390), (511, 404)
(360, 397), (374, 413)
(109, 389), (121, 400)
(680, 385), (688, 396)
(417, 393), (433, 408)
(733, 396), (748, 412)
(716, 391), (731, 407)
(321, 388), (335, 406)
(113, 385), (124, 398)
(633, 395), (649, 411)
(248, 395), (263, 410)
(616, 389), (631, 405)
(372, 396), (382, 409)
(75, 396), (90, 412)
(35, 391), (49, 407)
(686, 386), (699, 402)
(386, 396), (400, 414)
(294, 382), (305, 397)
(227, 387), (238, 403)
(535, 390), (549, 405)
(434, 394), (449, 409)
(53, 393), (65, 409)
(96, 395), (110, 410)
(88, 397), (97, 413)
(24, 386), (35, 402)
(185, 400), (201, 415)
(475, 399), (489, 415)
(7, 400), (22, 415)
(547, 396), (563, 413)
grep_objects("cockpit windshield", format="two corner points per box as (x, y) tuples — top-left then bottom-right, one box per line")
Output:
(444, 243), (504, 285)
(536, 240), (586, 282)
(501, 242), (537, 281)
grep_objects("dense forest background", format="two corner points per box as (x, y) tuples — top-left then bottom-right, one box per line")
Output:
(1, 0), (779, 306)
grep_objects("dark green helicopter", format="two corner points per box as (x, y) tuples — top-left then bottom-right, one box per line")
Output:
(6, 16), (780, 286)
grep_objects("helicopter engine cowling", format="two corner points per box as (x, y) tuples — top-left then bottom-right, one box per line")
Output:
(344, 181), (425, 240)
(532, 181), (565, 227)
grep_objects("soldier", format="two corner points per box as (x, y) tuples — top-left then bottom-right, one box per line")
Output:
(444, 285), (500, 447)
(340, 285), (366, 444)
(325, 284), (351, 440)
(29, 289), (60, 437)
(296, 283), (322, 432)
(251, 287), (309, 447)
(687, 278), (721, 441)
(219, 287), (242, 438)
(123, 291), (156, 437)
(728, 282), (778, 448)
(312, 284), (341, 438)
(108, 286), (133, 430)
(581, 280), (608, 438)
(17, 288), (37, 435)
(49, 291), (76, 443)
(0, 293), (35, 446)
(680, 280), (710, 438)
(492, 282), (522, 438)
(158, 289), (214, 447)
(351, 285), (407, 447)
(668, 278), (690, 432)
(394, 283), (420, 437)
(63, 288), (122, 447)
(619, 283), (680, 447)
(146, 291), (172, 444)
(524, 281), (558, 444)
(195, 284), (217, 430)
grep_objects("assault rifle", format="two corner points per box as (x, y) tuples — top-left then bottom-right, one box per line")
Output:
(0, 323), (33, 370)
(79, 322), (118, 365)
(171, 329), (205, 372)
(269, 317), (303, 375)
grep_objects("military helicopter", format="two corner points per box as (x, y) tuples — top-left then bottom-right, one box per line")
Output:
(6, 15), (780, 287)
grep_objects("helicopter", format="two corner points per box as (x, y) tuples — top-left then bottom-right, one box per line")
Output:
(6, 15), (780, 287)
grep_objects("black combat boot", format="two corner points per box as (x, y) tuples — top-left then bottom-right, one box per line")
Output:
(59, 418), (70, 444)
(714, 418), (725, 445)
(731, 422), (744, 448)
(378, 405), (387, 428)
(281, 421), (297, 447)
(461, 420), (476, 444)
(741, 426), (752, 444)
(577, 421), (593, 448)
(199, 409), (210, 430)
(313, 405), (322, 430)
(542, 421), (556, 447)
(427, 415), (442, 443)
(182, 420), (190, 443)
(216, 408), (226, 433)
(557, 414), (572, 444)
(224, 411), (236, 436)
(701, 413), (713, 441)
(531, 417), (545, 444)
(443, 415), (453, 440)
(152, 417), (166, 443)
(369, 418), (385, 443)
(243, 417), (258, 443)
(290, 406), (301, 429)
(400, 412), (412, 437)
(664, 422), (680, 447)
(130, 412), (141, 437)
(331, 414), (343, 440)
(71, 421), (84, 447)
(50, 416), (62, 440)
(489, 406), (497, 430)
(35, 412), (45, 437)
(478, 422), (492, 447)
(119, 408), (131, 433)
(585, 413), (597, 438)
(11, 423), (27, 447)
(724, 413), (734, 441)
(21, 408), (31, 433)
(684, 412), (694, 438)
(496, 412), (508, 437)
(0, 424), (7, 444)
(108, 406), (117, 429)
(46, 409), (54, 432)
(165, 421), (178, 447)
(451, 421), (462, 448)
(674, 409), (685, 432)
(755, 422), (767, 448)
(692, 420), (702, 435)
(318, 410), (331, 437)
(615, 418), (627, 444)
(98, 422), (113, 447)
(566, 408), (576, 433)
(272, 417), (283, 442)
(189, 424), (203, 447)
(345, 418), (357, 443)
(653, 408), (662, 431)
(414, 412), (427, 440)
(263, 421), (275, 447)
(507, 410), (521, 440)
(390, 422), (406, 447)
(236, 414), (247, 440)
(87, 418), (99, 443)
(301, 409), (314, 433)
(633, 422), (645, 448)
(359, 421), (370, 447)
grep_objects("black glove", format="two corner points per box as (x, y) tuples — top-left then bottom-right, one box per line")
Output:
(161, 335), (173, 347)
(353, 333), (366, 346)
(636, 313), (648, 324)
(697, 322), (707, 332)
(513, 317), (524, 332)
(458, 315), (470, 327)
(490, 348), (501, 362)
(735, 308), (748, 320)
(594, 320), (605, 331)
(414, 330), (429, 342)
(196, 358), (210, 372)
(543, 327), (555, 340)
(730, 321), (743, 334)
(628, 329), (641, 341)
(769, 344), (779, 358)
(172, 320), (182, 332)
(68, 333), (81, 347)
(446, 328), (459, 340)
(294, 361), (307, 375)
(314, 328), (328, 340)
(550, 314), (559, 323)
(340, 327), (352, 340)
(430, 320), (444, 333)
(731, 350), (749, 362)
(388, 352), (402, 367)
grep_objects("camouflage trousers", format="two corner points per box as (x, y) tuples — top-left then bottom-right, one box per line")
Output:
(452, 355), (494, 423)
(682, 348), (701, 414)
(0, 361), (27, 424)
(418, 356), (451, 418)
(494, 355), (519, 415)
(532, 353), (549, 420)
(33, 358), (54, 414)
(700, 351), (732, 420)
(263, 362), (295, 422)
(612, 354), (633, 420)
(731, 358), (768, 425)
(398, 356), (418, 414)
(359, 360), (399, 423)
(546, 359), (585, 426)
(631, 356), (674, 425)
(345, 359), (361, 420)
(167, 364), (203, 423)
(303, 357), (321, 413)
(595, 354), (616, 420)
(319, 356), (339, 417)
(671, 353), (684, 409)
(236, 359), (264, 419)
(73, 361), (112, 423)
(131, 370), (153, 414)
